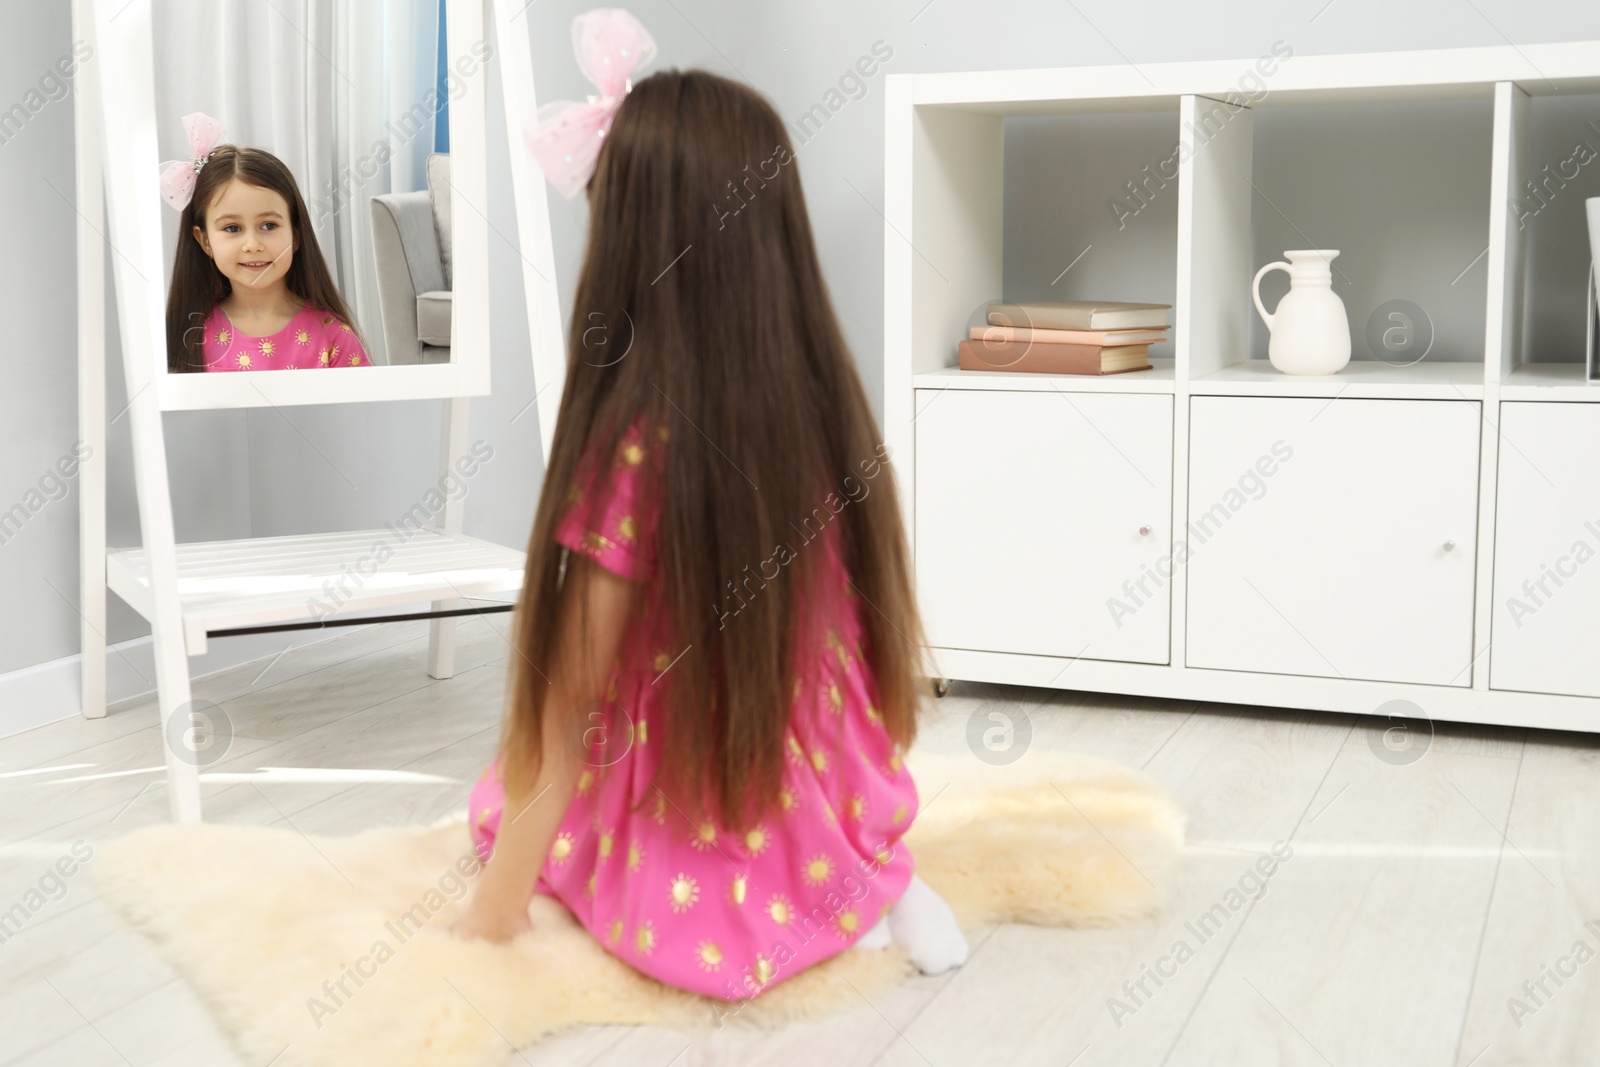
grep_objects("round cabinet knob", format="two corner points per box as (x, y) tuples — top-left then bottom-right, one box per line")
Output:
(1443, 540), (1456, 552)
(1139, 525), (1152, 536)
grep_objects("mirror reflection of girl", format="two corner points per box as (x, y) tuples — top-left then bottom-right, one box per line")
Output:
(448, 11), (968, 1003)
(163, 129), (370, 373)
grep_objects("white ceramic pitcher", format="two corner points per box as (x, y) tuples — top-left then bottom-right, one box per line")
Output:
(1251, 249), (1352, 375)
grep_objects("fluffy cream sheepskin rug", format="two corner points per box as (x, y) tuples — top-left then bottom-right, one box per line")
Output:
(93, 749), (1184, 1066)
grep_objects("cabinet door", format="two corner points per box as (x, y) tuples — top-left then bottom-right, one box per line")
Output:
(1186, 396), (1480, 687)
(914, 389), (1173, 664)
(1491, 402), (1600, 699)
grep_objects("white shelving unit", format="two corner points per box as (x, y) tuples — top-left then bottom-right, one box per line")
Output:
(885, 43), (1600, 734)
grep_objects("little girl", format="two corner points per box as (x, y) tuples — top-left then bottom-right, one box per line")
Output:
(448, 14), (968, 1003)
(162, 117), (369, 374)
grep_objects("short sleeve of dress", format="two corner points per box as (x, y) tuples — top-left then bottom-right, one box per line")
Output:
(552, 420), (662, 582)
(330, 317), (370, 367)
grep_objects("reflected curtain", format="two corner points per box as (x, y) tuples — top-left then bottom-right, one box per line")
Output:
(152, 0), (439, 365)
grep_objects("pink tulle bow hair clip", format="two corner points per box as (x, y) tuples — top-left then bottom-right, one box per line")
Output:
(525, 8), (656, 200)
(159, 112), (226, 211)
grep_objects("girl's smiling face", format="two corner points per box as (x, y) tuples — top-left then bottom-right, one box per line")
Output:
(192, 178), (296, 290)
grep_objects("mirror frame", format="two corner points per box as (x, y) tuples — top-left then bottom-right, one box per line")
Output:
(94, 0), (490, 411)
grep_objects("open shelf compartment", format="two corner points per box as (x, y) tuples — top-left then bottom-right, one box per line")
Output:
(1495, 84), (1600, 400)
(896, 94), (1184, 398)
(1185, 86), (1496, 394)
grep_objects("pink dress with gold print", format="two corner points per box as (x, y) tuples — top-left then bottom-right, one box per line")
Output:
(199, 303), (369, 372)
(468, 419), (920, 1002)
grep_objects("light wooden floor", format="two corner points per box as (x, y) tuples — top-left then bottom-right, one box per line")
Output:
(2, 615), (1597, 1066)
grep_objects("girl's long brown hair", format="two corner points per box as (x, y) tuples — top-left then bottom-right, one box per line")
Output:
(164, 145), (363, 372)
(500, 69), (931, 834)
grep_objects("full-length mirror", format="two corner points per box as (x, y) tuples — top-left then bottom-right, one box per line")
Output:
(155, 0), (449, 374)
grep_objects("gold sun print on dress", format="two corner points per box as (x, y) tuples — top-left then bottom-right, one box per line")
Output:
(728, 873), (748, 905)
(634, 920), (657, 956)
(689, 822), (718, 852)
(295, 328), (310, 345)
(626, 841), (645, 874)
(803, 853), (835, 887)
(695, 940), (725, 972)
(743, 825), (771, 857)
(549, 832), (575, 867)
(746, 954), (776, 991)
(668, 872), (700, 913)
(833, 909), (862, 940)
(765, 893), (794, 926)
(825, 629), (851, 671)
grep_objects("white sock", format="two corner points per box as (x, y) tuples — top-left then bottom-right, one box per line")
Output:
(854, 913), (891, 950)
(887, 874), (968, 974)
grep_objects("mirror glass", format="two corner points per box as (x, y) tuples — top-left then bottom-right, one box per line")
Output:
(153, 0), (454, 374)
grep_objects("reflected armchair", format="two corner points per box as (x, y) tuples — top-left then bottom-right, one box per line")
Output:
(370, 152), (453, 365)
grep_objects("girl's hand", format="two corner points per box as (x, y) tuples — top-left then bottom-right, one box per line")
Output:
(447, 898), (533, 944)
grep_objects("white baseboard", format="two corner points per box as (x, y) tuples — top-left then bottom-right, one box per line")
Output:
(0, 627), (357, 741)
(0, 591), (520, 742)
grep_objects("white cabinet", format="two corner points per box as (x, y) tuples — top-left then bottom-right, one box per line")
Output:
(913, 389), (1174, 664)
(1491, 403), (1600, 699)
(1186, 397), (1481, 687)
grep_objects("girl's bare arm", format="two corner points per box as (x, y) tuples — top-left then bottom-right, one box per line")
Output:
(449, 553), (639, 941)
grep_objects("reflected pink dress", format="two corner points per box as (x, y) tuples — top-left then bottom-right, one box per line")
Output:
(468, 419), (920, 1001)
(199, 303), (369, 372)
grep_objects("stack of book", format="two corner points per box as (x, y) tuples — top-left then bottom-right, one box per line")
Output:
(959, 300), (1172, 375)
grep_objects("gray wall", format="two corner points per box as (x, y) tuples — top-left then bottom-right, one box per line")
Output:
(5, 0), (1600, 680)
